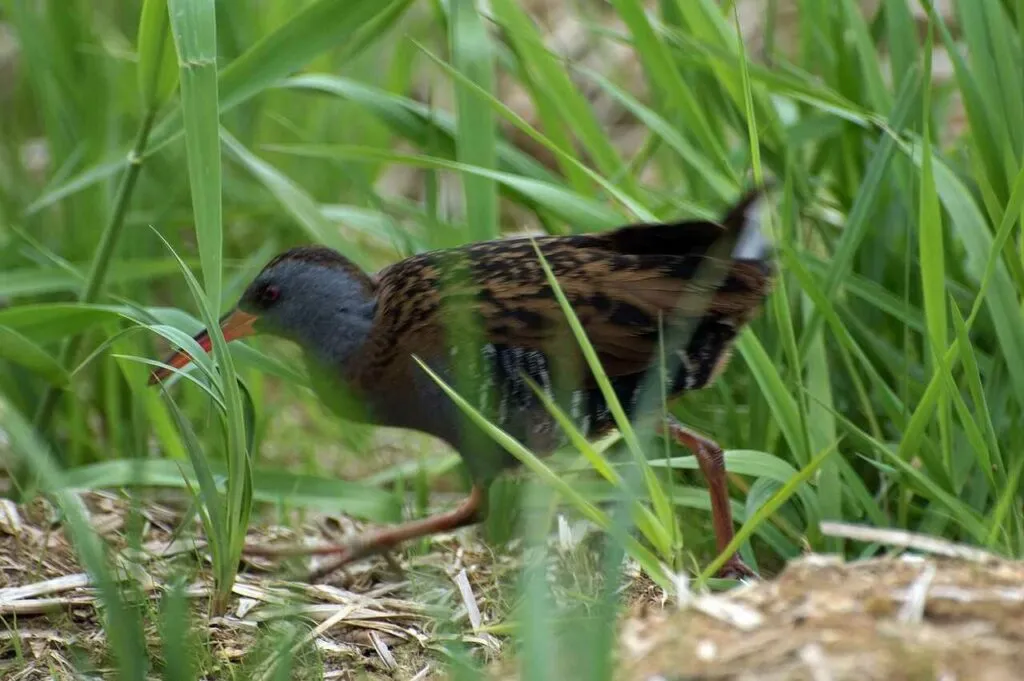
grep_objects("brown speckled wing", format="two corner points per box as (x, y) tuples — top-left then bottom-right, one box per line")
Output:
(359, 190), (773, 393)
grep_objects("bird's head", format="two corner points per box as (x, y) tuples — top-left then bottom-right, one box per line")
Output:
(149, 246), (377, 385)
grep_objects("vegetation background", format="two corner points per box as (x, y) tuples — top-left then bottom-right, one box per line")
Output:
(1, 0), (1022, 678)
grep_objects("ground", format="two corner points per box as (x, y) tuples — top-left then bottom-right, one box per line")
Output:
(1, 491), (1022, 680)
(619, 552), (1024, 681)
(0, 491), (508, 679)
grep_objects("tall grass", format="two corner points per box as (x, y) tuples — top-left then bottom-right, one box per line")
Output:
(1, 0), (1024, 677)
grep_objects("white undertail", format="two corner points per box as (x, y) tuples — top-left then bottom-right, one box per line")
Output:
(730, 193), (772, 261)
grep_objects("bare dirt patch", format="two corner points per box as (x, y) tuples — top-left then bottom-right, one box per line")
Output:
(621, 551), (1024, 681)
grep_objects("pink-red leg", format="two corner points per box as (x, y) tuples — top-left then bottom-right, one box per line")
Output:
(245, 484), (486, 582)
(658, 418), (756, 579)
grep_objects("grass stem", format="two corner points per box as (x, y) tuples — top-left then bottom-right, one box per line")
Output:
(33, 108), (160, 440)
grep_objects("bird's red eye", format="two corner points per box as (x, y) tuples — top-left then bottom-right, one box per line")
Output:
(262, 285), (281, 304)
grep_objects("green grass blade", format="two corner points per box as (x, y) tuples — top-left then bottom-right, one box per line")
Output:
(802, 67), (921, 351)
(574, 65), (734, 201)
(735, 329), (806, 461)
(162, 386), (227, 570)
(414, 44), (657, 221)
(265, 143), (627, 229)
(902, 140), (1024, 414)
(984, 457), (1024, 551)
(58, 458), (401, 520)
(159, 577), (197, 681)
(279, 74), (555, 182)
(490, 0), (630, 191)
(529, 240), (677, 557)
(917, 29), (951, 475)
(153, 0), (416, 143)
(883, 0), (918, 92)
(168, 0), (223, 307)
(413, 356), (671, 587)
(137, 0), (179, 110)
(26, 1), (416, 217)
(608, 0), (734, 181)
(950, 303), (1004, 480)
(448, 0), (499, 243)
(524, 377), (674, 556)
(0, 397), (148, 679)
(222, 129), (373, 269)
(152, 228), (252, 612)
(0, 327), (69, 386)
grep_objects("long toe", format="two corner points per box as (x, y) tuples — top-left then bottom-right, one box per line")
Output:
(717, 556), (759, 581)
(307, 549), (357, 583)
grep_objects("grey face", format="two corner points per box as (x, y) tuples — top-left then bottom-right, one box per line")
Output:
(238, 260), (377, 366)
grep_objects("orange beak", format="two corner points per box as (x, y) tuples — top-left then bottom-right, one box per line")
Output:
(148, 309), (258, 385)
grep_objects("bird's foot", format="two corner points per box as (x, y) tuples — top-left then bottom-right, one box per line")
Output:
(242, 533), (392, 582)
(304, 536), (398, 583)
(305, 554), (355, 584)
(245, 486), (485, 583)
(716, 555), (758, 581)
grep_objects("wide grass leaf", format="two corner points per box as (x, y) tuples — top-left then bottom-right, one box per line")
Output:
(137, 0), (179, 109)
(0, 327), (70, 386)
(266, 143), (627, 229)
(29, 0), (416, 215)
(59, 459), (402, 521)
(449, 0), (499, 243)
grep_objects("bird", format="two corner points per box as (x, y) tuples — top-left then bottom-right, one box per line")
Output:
(149, 188), (775, 579)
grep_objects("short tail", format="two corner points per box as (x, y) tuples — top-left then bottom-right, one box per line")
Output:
(721, 185), (774, 261)
(598, 184), (776, 262)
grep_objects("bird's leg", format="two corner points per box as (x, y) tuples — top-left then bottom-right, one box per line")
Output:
(658, 417), (756, 579)
(244, 485), (486, 582)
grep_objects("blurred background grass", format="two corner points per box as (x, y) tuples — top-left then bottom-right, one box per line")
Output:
(2, 0), (1024, 678)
